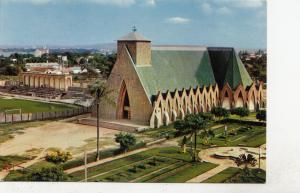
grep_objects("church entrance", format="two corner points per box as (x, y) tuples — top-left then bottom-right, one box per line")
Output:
(117, 81), (131, 120)
(122, 90), (130, 119)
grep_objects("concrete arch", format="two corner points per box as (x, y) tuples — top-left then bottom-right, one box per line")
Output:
(171, 110), (177, 122)
(162, 111), (170, 126)
(178, 108), (185, 120)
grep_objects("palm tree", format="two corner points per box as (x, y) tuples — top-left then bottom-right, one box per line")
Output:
(89, 80), (114, 160)
(180, 136), (188, 153)
(174, 114), (207, 162)
(234, 154), (257, 175)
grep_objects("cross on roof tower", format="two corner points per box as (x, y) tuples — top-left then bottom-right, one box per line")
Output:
(132, 25), (137, 32)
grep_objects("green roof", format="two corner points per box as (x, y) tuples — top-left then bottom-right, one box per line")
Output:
(208, 47), (253, 89)
(132, 46), (253, 101)
(135, 47), (216, 100)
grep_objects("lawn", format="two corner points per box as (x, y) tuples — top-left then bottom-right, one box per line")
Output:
(0, 155), (31, 171)
(69, 146), (218, 182)
(0, 98), (78, 113)
(191, 123), (266, 148)
(203, 167), (266, 183)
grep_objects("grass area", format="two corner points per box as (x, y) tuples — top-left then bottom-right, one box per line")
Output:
(141, 124), (177, 139)
(192, 123), (266, 148)
(69, 146), (218, 182)
(229, 112), (258, 121)
(0, 98), (78, 114)
(203, 167), (240, 183)
(0, 120), (50, 144)
(142, 122), (220, 140)
(203, 167), (266, 183)
(158, 162), (217, 183)
(0, 155), (31, 170)
(4, 160), (57, 181)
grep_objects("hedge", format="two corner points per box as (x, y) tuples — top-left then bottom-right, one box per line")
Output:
(219, 118), (266, 126)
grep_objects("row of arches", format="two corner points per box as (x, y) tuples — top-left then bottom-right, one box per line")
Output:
(150, 82), (264, 128)
(220, 83), (264, 111)
(150, 85), (219, 128)
(22, 74), (72, 91)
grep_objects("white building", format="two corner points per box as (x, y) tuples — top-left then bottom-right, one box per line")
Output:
(34, 48), (49, 57)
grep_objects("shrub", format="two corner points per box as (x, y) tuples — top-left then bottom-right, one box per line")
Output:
(137, 164), (146, 169)
(23, 166), (69, 181)
(115, 132), (137, 153)
(45, 150), (72, 164)
(256, 110), (266, 121)
(197, 112), (214, 121)
(128, 165), (138, 173)
(211, 107), (230, 120)
(231, 107), (250, 118)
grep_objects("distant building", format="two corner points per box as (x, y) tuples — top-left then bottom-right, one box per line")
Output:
(21, 62), (72, 91)
(25, 62), (60, 72)
(34, 48), (49, 57)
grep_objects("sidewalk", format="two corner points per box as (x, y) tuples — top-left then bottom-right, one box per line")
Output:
(186, 165), (228, 183)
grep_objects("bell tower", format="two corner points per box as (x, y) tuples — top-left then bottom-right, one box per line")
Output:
(117, 27), (151, 66)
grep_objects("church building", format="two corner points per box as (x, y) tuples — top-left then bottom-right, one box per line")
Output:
(99, 30), (264, 128)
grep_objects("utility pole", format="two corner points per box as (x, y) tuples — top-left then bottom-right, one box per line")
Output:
(96, 88), (100, 161)
(224, 125), (227, 146)
(258, 146), (261, 170)
(84, 147), (87, 182)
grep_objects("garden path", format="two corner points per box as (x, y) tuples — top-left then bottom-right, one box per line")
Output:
(186, 165), (228, 183)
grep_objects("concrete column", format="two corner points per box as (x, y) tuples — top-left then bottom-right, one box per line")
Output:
(29, 75), (34, 87)
(34, 75), (39, 88)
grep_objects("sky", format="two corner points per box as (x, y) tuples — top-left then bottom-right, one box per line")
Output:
(0, 0), (267, 49)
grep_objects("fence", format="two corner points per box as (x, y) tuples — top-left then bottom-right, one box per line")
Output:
(0, 106), (92, 124)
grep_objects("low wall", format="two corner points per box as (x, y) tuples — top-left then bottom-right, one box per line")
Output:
(0, 106), (91, 124)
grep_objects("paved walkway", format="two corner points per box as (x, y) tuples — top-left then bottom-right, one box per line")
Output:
(186, 165), (229, 183)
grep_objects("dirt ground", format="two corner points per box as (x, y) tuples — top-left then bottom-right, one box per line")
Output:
(0, 121), (121, 157)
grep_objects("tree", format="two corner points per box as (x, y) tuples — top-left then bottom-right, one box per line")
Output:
(234, 154), (257, 175)
(26, 166), (68, 181)
(180, 136), (188, 153)
(211, 107), (230, 120)
(174, 114), (207, 162)
(89, 81), (114, 160)
(256, 110), (266, 121)
(231, 107), (250, 120)
(115, 132), (137, 153)
(200, 129), (215, 145)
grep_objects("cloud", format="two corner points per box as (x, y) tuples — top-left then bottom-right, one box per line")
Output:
(6, 0), (52, 4)
(211, 0), (266, 9)
(145, 0), (155, 6)
(233, 0), (265, 8)
(166, 17), (190, 24)
(217, 6), (231, 15)
(5, 0), (137, 6)
(201, 2), (212, 14)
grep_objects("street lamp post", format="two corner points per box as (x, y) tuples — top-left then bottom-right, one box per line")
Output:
(96, 88), (100, 161)
(258, 146), (261, 170)
(224, 125), (227, 146)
